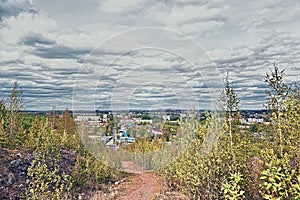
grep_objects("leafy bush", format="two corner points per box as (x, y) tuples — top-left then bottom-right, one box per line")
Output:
(222, 172), (245, 200)
(26, 153), (72, 200)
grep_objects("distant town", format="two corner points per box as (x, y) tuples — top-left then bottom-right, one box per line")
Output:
(22, 109), (269, 124)
(21, 109), (270, 147)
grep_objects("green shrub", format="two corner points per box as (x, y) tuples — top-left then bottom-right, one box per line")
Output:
(222, 172), (245, 200)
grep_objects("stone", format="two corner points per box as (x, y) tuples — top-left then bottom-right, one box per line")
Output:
(7, 173), (16, 185)
(10, 159), (22, 169)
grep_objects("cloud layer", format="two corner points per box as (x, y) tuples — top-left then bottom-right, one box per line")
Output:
(0, 0), (299, 110)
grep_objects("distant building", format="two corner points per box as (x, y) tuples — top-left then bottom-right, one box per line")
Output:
(163, 115), (170, 121)
(88, 120), (101, 126)
(239, 115), (264, 124)
(103, 114), (108, 122)
(133, 118), (153, 124)
(152, 129), (163, 135)
(140, 119), (153, 123)
(118, 129), (127, 137)
(117, 137), (135, 143)
(75, 115), (100, 122)
(237, 125), (251, 129)
(248, 118), (264, 123)
(239, 117), (247, 124)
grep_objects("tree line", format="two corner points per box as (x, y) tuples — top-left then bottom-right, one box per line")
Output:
(0, 82), (120, 199)
(158, 63), (300, 199)
(0, 63), (299, 199)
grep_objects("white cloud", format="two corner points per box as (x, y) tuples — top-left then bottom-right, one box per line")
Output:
(0, 0), (35, 19)
(164, 4), (221, 25)
(222, 0), (300, 31)
(99, 0), (142, 13)
(0, 0), (300, 110)
(0, 12), (57, 45)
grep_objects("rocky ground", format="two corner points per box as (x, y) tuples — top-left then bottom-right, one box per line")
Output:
(0, 147), (32, 199)
(0, 147), (86, 199)
(0, 147), (187, 200)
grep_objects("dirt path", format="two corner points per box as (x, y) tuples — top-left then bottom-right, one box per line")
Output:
(90, 161), (188, 200)
(90, 161), (162, 200)
(116, 161), (161, 200)
(117, 172), (160, 200)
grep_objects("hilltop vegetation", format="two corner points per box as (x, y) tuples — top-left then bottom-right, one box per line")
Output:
(157, 64), (300, 199)
(0, 82), (122, 199)
(0, 63), (299, 200)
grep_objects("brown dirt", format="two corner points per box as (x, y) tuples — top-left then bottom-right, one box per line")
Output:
(88, 161), (189, 200)
(0, 148), (187, 200)
(90, 171), (161, 200)
(117, 172), (160, 200)
(116, 161), (161, 200)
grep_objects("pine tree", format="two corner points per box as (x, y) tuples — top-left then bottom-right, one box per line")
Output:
(0, 99), (8, 147)
(219, 73), (241, 150)
(56, 108), (79, 150)
(6, 81), (24, 147)
(265, 62), (288, 114)
(219, 73), (240, 120)
(265, 63), (290, 156)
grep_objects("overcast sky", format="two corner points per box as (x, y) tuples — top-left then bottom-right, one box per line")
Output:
(0, 0), (299, 111)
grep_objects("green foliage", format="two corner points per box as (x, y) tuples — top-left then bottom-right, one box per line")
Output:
(219, 73), (241, 156)
(0, 81), (28, 147)
(159, 113), (237, 199)
(0, 99), (8, 147)
(219, 73), (240, 119)
(141, 115), (151, 120)
(2, 65), (299, 199)
(25, 116), (72, 199)
(6, 81), (25, 147)
(162, 122), (179, 141)
(265, 62), (289, 113)
(26, 153), (72, 200)
(159, 85), (300, 200)
(291, 174), (300, 199)
(58, 109), (81, 151)
(250, 124), (259, 132)
(25, 111), (116, 197)
(222, 172), (245, 200)
(126, 137), (166, 153)
(259, 149), (299, 200)
(0, 84), (120, 198)
(72, 153), (89, 188)
(71, 151), (113, 190)
(26, 116), (60, 153)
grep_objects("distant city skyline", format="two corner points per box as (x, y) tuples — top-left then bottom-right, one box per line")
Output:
(0, 0), (299, 110)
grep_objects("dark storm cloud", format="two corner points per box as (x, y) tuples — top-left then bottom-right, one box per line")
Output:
(0, 0), (36, 19)
(20, 32), (56, 46)
(32, 45), (91, 59)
